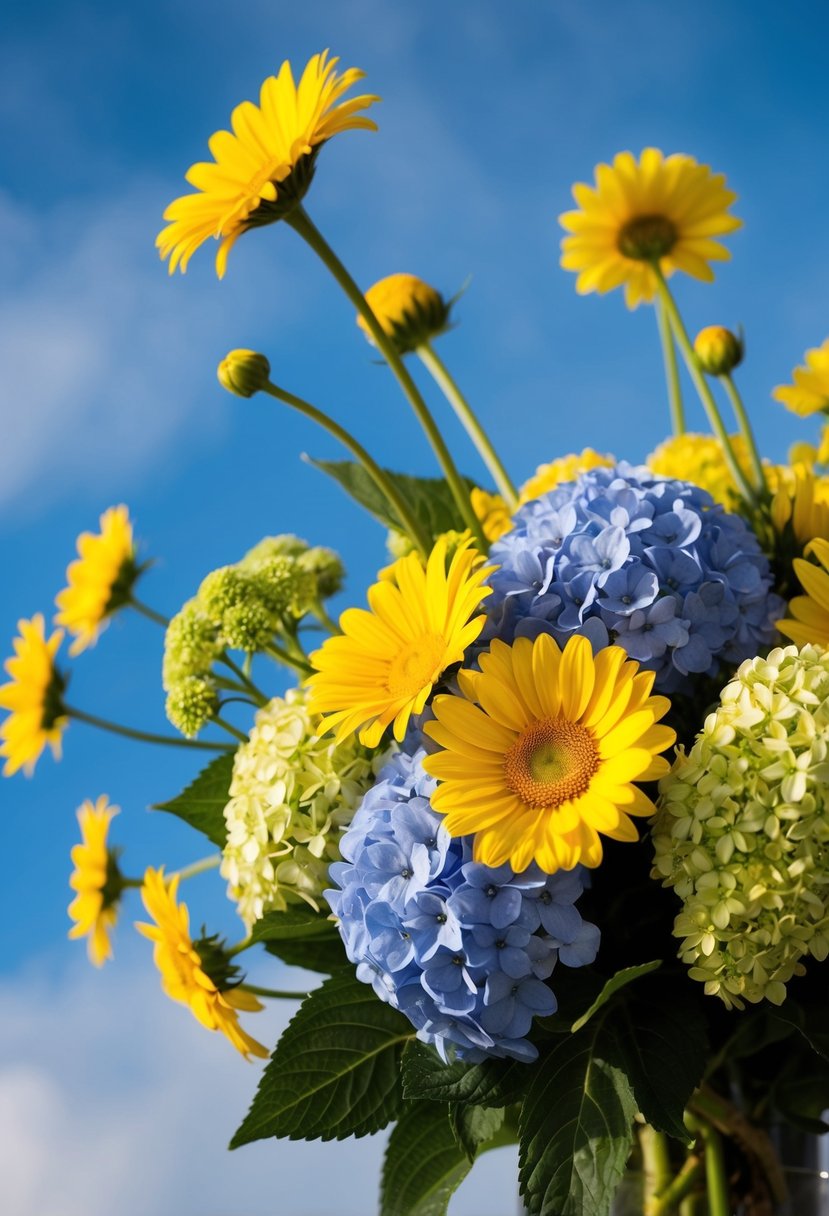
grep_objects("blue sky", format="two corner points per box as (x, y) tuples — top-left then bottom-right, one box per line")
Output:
(2, 1), (828, 1212)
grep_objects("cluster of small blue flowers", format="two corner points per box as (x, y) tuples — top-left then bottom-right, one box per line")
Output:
(484, 463), (782, 693)
(327, 749), (599, 1062)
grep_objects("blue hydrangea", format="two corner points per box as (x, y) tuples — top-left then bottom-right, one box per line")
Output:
(484, 463), (783, 693)
(327, 748), (599, 1063)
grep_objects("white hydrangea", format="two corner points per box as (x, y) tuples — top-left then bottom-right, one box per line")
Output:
(652, 644), (829, 1009)
(221, 688), (379, 929)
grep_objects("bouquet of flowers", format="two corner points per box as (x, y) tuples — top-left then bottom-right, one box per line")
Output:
(7, 49), (829, 1216)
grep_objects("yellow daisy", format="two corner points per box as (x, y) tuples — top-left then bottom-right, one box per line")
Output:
(471, 487), (513, 544)
(306, 536), (494, 748)
(773, 340), (829, 417)
(0, 615), (66, 777)
(68, 797), (122, 967)
(770, 468), (829, 550)
(157, 51), (379, 277)
(423, 634), (675, 874)
(357, 273), (450, 354)
(520, 448), (615, 503)
(55, 505), (139, 655)
(560, 148), (742, 309)
(136, 867), (268, 1060)
(777, 538), (829, 648)
(647, 433), (754, 511)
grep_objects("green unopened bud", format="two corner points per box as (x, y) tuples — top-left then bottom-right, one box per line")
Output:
(221, 599), (276, 652)
(694, 326), (744, 375)
(218, 349), (271, 398)
(198, 567), (246, 618)
(241, 535), (309, 569)
(299, 546), (344, 599)
(166, 675), (218, 737)
(249, 557), (298, 616)
(386, 529), (415, 560)
(163, 599), (221, 689)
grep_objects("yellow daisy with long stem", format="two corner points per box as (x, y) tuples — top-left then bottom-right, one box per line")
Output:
(777, 538), (829, 648)
(773, 339), (829, 417)
(68, 797), (122, 967)
(423, 634), (675, 874)
(136, 867), (268, 1060)
(55, 505), (140, 655)
(0, 614), (66, 777)
(306, 537), (493, 748)
(559, 148), (741, 309)
(157, 51), (379, 277)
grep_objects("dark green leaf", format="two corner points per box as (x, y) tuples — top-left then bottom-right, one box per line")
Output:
(773, 1059), (829, 1134)
(248, 907), (339, 945)
(772, 1002), (829, 1063)
(724, 1006), (799, 1062)
(230, 972), (412, 1146)
(264, 936), (349, 974)
(570, 961), (661, 1032)
(519, 1022), (637, 1216)
(153, 753), (234, 848)
(401, 1040), (530, 1107)
(535, 968), (606, 1035)
(380, 1101), (473, 1216)
(448, 1104), (505, 1162)
(307, 459), (478, 543)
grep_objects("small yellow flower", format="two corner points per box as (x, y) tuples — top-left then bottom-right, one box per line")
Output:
(136, 867), (268, 1060)
(777, 537), (829, 649)
(770, 468), (829, 549)
(693, 326), (743, 375)
(68, 797), (122, 967)
(773, 340), (829, 417)
(424, 634), (675, 874)
(471, 487), (513, 543)
(560, 148), (741, 309)
(647, 433), (754, 510)
(306, 536), (494, 748)
(357, 274), (450, 354)
(520, 449), (615, 503)
(0, 615), (66, 777)
(158, 51), (379, 277)
(55, 506), (139, 655)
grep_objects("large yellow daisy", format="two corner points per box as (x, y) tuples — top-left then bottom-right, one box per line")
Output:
(0, 615), (66, 777)
(55, 505), (138, 655)
(68, 796), (122, 967)
(559, 149), (742, 309)
(777, 538), (829, 648)
(306, 537), (493, 748)
(136, 867), (268, 1060)
(157, 51), (379, 277)
(773, 340), (829, 417)
(423, 634), (675, 873)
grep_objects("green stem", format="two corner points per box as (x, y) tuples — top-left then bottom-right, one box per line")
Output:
(655, 295), (686, 435)
(652, 265), (758, 506)
(262, 381), (431, 558)
(175, 854), (221, 881)
(217, 655), (267, 706)
(310, 604), (341, 635)
(650, 1155), (705, 1216)
(265, 642), (314, 676)
(227, 936), (252, 958)
(129, 596), (169, 627)
(213, 716), (248, 743)
(686, 1115), (730, 1216)
(240, 983), (309, 1000)
(65, 705), (234, 751)
(286, 204), (486, 548)
(641, 1125), (673, 1213)
(417, 340), (517, 507)
(720, 373), (766, 492)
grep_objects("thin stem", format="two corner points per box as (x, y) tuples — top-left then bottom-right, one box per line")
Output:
(240, 983), (309, 1000)
(655, 296), (686, 435)
(65, 705), (234, 751)
(285, 204), (486, 548)
(227, 936), (252, 958)
(129, 596), (169, 627)
(265, 642), (314, 676)
(217, 655), (267, 706)
(649, 1155), (705, 1216)
(417, 340), (517, 507)
(310, 604), (341, 635)
(175, 854), (221, 881)
(721, 373), (766, 492)
(686, 1115), (730, 1216)
(652, 265), (758, 506)
(262, 382), (431, 558)
(214, 715), (248, 743)
(641, 1125), (673, 1214)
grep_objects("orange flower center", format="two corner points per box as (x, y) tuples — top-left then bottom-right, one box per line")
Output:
(617, 214), (678, 261)
(386, 632), (447, 699)
(504, 718), (599, 809)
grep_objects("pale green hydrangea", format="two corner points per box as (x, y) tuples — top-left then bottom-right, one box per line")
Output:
(166, 674), (219, 738)
(221, 687), (380, 928)
(653, 644), (829, 1009)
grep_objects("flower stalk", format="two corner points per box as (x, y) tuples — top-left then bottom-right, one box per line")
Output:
(65, 705), (234, 751)
(655, 295), (686, 435)
(720, 372), (766, 492)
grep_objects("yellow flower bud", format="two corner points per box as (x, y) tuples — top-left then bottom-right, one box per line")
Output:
(217, 349), (271, 398)
(693, 326), (743, 375)
(357, 273), (450, 354)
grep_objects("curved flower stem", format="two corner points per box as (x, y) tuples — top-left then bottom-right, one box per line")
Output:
(416, 340), (517, 507)
(720, 373), (766, 492)
(285, 204), (486, 548)
(213, 715), (248, 743)
(655, 296), (686, 436)
(128, 596), (169, 627)
(310, 604), (341, 635)
(685, 1114), (730, 1216)
(641, 1125), (673, 1212)
(175, 854), (221, 882)
(649, 1154), (705, 1216)
(65, 705), (234, 751)
(261, 381), (430, 558)
(240, 983), (309, 1001)
(227, 936), (252, 958)
(217, 655), (268, 706)
(265, 642), (314, 676)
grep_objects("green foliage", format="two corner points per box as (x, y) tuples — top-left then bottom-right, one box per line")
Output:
(230, 972), (412, 1147)
(248, 907), (340, 945)
(773, 1057), (829, 1133)
(570, 960), (661, 1031)
(153, 753), (234, 848)
(380, 1101), (473, 1216)
(401, 1040), (529, 1108)
(448, 1104), (505, 1162)
(264, 937), (349, 974)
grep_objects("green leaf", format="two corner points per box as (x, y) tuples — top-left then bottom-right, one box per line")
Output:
(772, 1001), (829, 1063)
(401, 1040), (530, 1108)
(773, 1058), (829, 1134)
(570, 961), (662, 1032)
(380, 1101), (473, 1216)
(264, 937), (349, 974)
(230, 972), (412, 1147)
(448, 1104), (505, 1162)
(307, 459), (478, 543)
(248, 907), (339, 945)
(519, 1022), (637, 1216)
(153, 753), (234, 848)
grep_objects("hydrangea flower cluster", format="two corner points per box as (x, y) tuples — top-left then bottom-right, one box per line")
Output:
(484, 463), (781, 693)
(328, 748), (599, 1062)
(221, 688), (376, 928)
(652, 644), (829, 1009)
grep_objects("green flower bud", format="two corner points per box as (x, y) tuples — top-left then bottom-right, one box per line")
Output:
(221, 599), (276, 652)
(217, 349), (271, 398)
(299, 546), (344, 600)
(693, 326), (744, 376)
(163, 599), (221, 689)
(166, 675), (219, 737)
(198, 567), (246, 618)
(241, 534), (309, 566)
(247, 557), (297, 616)
(386, 529), (416, 560)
